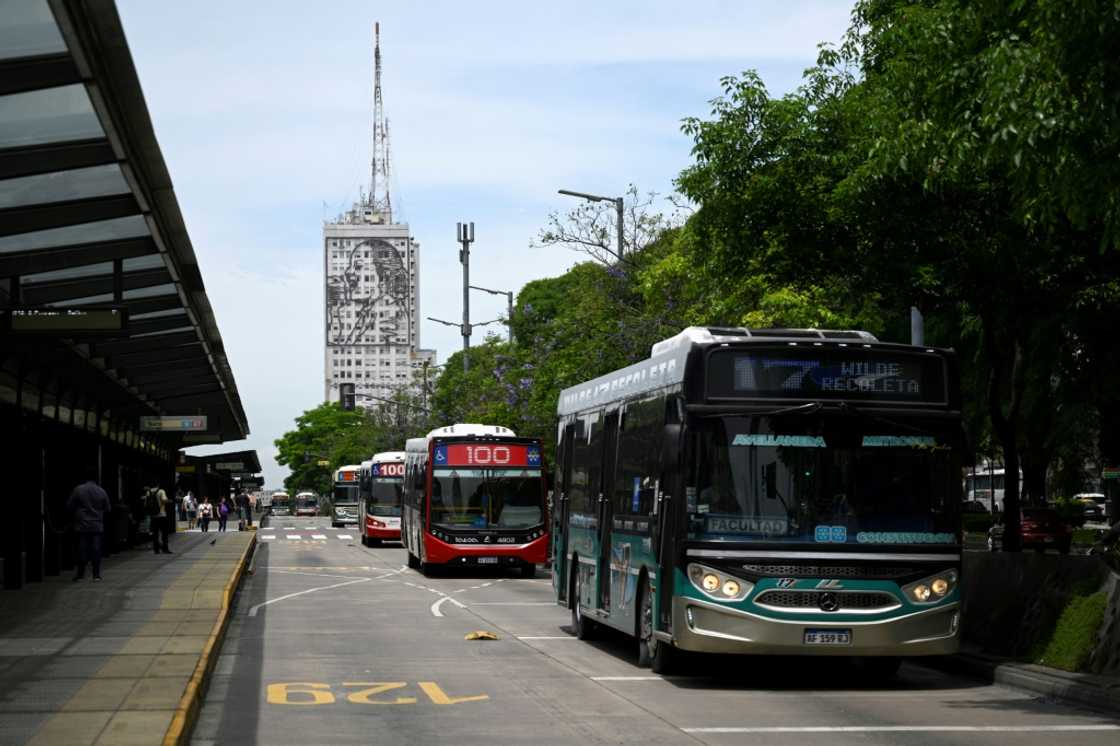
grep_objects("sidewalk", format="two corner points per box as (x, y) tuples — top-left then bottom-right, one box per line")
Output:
(0, 530), (255, 746)
(923, 646), (1120, 715)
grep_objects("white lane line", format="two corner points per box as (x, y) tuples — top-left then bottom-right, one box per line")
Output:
(337, 535), (352, 540)
(271, 569), (370, 580)
(285, 535), (301, 540)
(681, 726), (1120, 734)
(248, 577), (370, 617)
(591, 676), (663, 681)
(430, 595), (468, 617)
(311, 534), (327, 540)
(260, 536), (275, 541)
(518, 636), (575, 640)
(472, 602), (555, 606)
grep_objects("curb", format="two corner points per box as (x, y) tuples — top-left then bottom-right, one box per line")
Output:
(920, 653), (1120, 715)
(162, 534), (257, 746)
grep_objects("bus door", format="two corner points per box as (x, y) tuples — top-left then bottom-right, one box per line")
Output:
(553, 423), (575, 603)
(597, 411), (620, 611)
(656, 401), (684, 632)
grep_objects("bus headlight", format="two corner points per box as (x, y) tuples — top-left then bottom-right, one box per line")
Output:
(902, 569), (958, 604)
(687, 563), (753, 602)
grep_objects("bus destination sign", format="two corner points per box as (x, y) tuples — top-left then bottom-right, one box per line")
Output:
(707, 348), (947, 404)
(371, 462), (405, 477)
(434, 443), (541, 468)
(4, 306), (128, 335)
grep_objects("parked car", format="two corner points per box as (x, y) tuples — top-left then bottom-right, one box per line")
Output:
(988, 508), (1072, 554)
(1074, 493), (1106, 522)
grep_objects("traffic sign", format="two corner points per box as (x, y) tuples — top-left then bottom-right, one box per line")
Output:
(317, 459), (331, 467)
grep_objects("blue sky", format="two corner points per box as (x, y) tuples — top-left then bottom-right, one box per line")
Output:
(114, 0), (855, 488)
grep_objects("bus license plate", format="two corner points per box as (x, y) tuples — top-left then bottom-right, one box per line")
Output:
(804, 629), (851, 645)
(477, 557), (499, 565)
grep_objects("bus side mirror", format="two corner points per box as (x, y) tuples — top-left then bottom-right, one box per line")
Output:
(661, 424), (682, 469)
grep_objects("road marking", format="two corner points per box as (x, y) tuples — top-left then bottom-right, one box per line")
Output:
(285, 535), (301, 540)
(261, 535), (275, 541)
(471, 602), (556, 606)
(338, 534), (352, 540)
(311, 534), (327, 540)
(517, 636), (574, 640)
(271, 569), (368, 580)
(681, 726), (1120, 734)
(249, 577), (370, 617)
(430, 595), (468, 617)
(591, 676), (663, 681)
(418, 682), (489, 705)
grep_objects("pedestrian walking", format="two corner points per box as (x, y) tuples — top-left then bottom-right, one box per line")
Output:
(67, 468), (111, 582)
(145, 482), (172, 554)
(199, 496), (213, 533)
(236, 489), (252, 528)
(218, 496), (231, 532)
(185, 493), (197, 530)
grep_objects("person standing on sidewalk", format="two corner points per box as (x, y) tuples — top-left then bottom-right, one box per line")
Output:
(217, 495), (231, 532)
(145, 482), (172, 554)
(68, 468), (111, 582)
(236, 489), (252, 528)
(184, 492), (197, 529)
(199, 496), (213, 532)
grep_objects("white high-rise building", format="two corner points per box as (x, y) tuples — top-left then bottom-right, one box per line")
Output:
(323, 23), (435, 406)
(323, 210), (435, 405)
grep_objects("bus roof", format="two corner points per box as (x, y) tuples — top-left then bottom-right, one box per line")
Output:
(557, 325), (910, 416)
(406, 424), (516, 453)
(371, 451), (407, 463)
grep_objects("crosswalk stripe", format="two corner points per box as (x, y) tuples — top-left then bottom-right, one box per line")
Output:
(311, 534), (327, 540)
(285, 535), (300, 540)
(337, 535), (352, 540)
(261, 535), (275, 541)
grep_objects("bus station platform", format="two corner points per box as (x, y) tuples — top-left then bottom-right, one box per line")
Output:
(0, 530), (255, 746)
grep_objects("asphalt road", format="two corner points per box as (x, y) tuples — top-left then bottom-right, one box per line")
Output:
(191, 516), (1120, 745)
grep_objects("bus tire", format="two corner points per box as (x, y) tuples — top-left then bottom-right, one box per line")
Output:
(521, 563), (537, 579)
(368, 537), (381, 547)
(407, 551), (420, 569)
(571, 566), (596, 640)
(637, 575), (656, 668)
(650, 638), (681, 675)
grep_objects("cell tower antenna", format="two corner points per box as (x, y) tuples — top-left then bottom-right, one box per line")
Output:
(368, 22), (391, 222)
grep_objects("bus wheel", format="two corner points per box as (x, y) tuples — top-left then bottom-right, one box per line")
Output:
(521, 563), (537, 579)
(572, 570), (596, 640)
(368, 537), (381, 547)
(858, 656), (901, 679)
(360, 535), (368, 547)
(407, 551), (420, 569)
(637, 578), (655, 667)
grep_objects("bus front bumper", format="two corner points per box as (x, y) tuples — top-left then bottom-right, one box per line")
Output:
(671, 596), (960, 656)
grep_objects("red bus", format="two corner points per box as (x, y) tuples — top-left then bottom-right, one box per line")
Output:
(359, 451), (405, 546)
(402, 424), (548, 578)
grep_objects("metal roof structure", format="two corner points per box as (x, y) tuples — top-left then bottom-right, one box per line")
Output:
(0, 0), (247, 443)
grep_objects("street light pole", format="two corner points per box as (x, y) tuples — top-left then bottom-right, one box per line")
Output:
(457, 222), (475, 372)
(558, 188), (625, 262)
(470, 284), (514, 344)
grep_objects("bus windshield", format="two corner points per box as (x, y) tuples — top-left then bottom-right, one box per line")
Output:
(688, 415), (959, 545)
(333, 484), (359, 504)
(431, 468), (543, 530)
(367, 478), (402, 517)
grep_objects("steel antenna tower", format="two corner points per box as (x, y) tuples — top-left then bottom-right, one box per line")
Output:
(369, 22), (391, 222)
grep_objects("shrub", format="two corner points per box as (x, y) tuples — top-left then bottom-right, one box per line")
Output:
(1032, 591), (1108, 672)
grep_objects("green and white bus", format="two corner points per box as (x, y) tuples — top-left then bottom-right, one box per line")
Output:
(552, 327), (963, 674)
